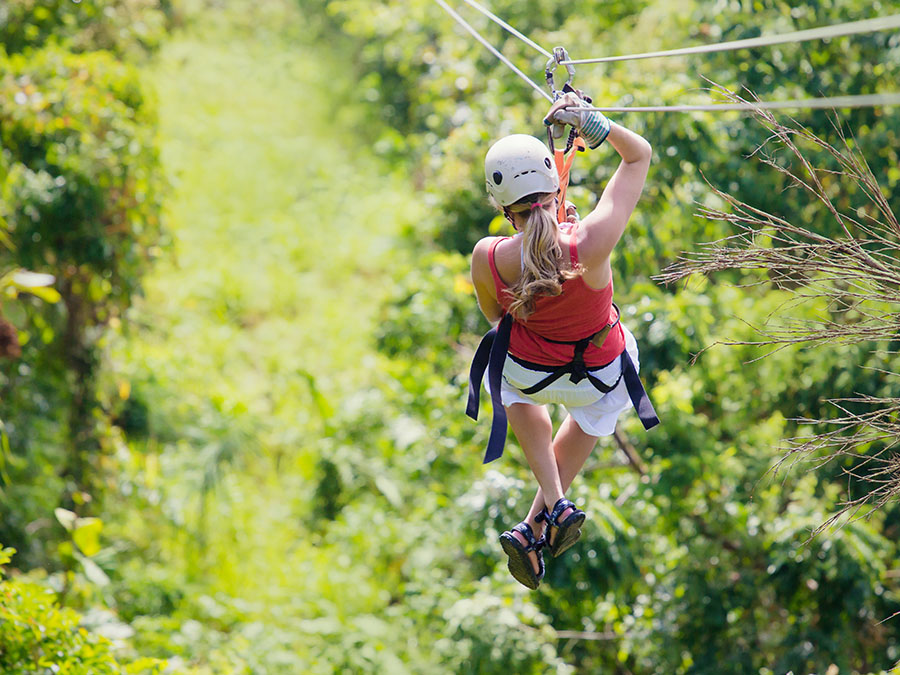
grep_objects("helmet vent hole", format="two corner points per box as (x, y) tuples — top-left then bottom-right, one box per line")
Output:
(544, 157), (552, 169)
(492, 171), (503, 185)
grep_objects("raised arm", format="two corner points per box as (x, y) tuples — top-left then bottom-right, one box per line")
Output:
(544, 95), (651, 268)
(578, 122), (651, 262)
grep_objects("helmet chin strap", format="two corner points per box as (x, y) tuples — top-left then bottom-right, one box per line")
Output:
(503, 208), (516, 230)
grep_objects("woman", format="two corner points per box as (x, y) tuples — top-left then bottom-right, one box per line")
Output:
(468, 93), (655, 589)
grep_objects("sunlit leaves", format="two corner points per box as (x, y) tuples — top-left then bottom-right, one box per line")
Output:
(0, 574), (163, 673)
(0, 0), (170, 58)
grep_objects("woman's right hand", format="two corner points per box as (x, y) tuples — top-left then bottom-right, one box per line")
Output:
(543, 92), (611, 149)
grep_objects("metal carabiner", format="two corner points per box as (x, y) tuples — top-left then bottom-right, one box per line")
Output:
(544, 46), (575, 100)
(545, 46), (576, 153)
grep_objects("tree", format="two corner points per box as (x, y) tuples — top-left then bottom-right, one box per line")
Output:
(0, 7), (165, 565)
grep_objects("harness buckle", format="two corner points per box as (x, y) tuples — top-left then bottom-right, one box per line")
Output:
(569, 366), (588, 384)
(567, 337), (591, 384)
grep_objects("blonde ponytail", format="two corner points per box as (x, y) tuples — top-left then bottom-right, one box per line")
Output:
(501, 193), (582, 319)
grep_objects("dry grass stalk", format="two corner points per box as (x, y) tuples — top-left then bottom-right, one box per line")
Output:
(656, 86), (900, 532)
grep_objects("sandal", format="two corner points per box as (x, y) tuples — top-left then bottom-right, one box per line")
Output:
(499, 522), (545, 590)
(537, 498), (585, 558)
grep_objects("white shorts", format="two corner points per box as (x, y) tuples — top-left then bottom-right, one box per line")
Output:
(485, 325), (640, 437)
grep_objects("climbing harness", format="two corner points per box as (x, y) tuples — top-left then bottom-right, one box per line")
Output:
(513, 303), (623, 396)
(466, 305), (659, 464)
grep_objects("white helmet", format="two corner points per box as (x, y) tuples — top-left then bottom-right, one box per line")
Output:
(484, 134), (559, 206)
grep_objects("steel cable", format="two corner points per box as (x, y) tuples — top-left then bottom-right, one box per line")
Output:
(434, 0), (553, 101)
(459, 0), (552, 58)
(580, 92), (900, 113)
(433, 1), (900, 113)
(563, 14), (900, 65)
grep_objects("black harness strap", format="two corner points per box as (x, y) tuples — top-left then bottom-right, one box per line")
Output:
(518, 335), (620, 395)
(622, 349), (658, 428)
(516, 303), (622, 395)
(466, 314), (513, 464)
(466, 311), (659, 464)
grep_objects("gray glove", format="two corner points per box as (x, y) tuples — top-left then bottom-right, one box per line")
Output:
(543, 93), (611, 149)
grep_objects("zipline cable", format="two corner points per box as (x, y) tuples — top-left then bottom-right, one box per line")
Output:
(434, 1), (900, 113)
(434, 0), (553, 102)
(579, 92), (900, 113)
(459, 0), (552, 59)
(562, 14), (900, 65)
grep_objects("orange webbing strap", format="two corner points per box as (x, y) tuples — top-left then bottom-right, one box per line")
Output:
(554, 136), (586, 223)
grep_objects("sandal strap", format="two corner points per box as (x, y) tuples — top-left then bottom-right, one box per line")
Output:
(548, 498), (577, 526)
(535, 507), (550, 524)
(511, 522), (540, 551)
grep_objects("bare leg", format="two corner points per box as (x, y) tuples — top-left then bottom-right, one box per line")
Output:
(524, 414), (599, 544)
(504, 402), (565, 574)
(506, 403), (565, 507)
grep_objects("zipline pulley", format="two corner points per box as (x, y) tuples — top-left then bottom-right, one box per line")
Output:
(544, 46), (575, 100)
(544, 46), (590, 158)
(543, 46), (588, 223)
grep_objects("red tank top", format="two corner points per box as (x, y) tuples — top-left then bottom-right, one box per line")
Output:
(488, 227), (626, 367)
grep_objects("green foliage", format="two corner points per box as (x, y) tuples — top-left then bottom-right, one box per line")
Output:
(0, 5), (168, 672)
(0, 46), (162, 299)
(0, 579), (122, 674)
(377, 251), (485, 373)
(306, 0), (900, 274)
(0, 0), (171, 58)
(0, 2), (165, 568)
(0, 546), (165, 674)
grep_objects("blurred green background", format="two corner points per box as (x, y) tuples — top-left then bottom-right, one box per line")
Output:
(1, 0), (899, 672)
